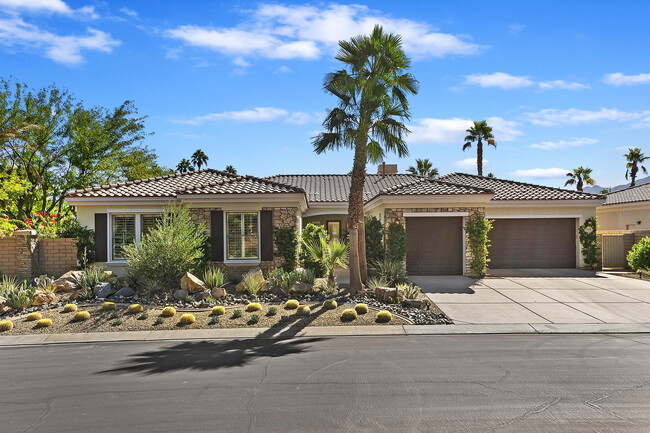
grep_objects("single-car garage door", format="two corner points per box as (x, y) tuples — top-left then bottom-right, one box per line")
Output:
(406, 217), (463, 275)
(489, 218), (576, 268)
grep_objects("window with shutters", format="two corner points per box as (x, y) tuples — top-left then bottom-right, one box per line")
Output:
(141, 214), (162, 237)
(226, 212), (259, 260)
(109, 213), (162, 261)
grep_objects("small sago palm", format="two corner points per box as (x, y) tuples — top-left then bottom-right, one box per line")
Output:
(407, 158), (439, 178)
(303, 234), (350, 286)
(564, 166), (595, 192)
(624, 147), (648, 187)
(463, 120), (496, 176)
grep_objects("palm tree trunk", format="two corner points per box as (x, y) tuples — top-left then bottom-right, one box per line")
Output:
(631, 165), (637, 186)
(358, 219), (368, 282)
(477, 138), (483, 176)
(347, 135), (368, 293)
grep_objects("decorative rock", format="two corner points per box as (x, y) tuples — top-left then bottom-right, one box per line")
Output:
(114, 286), (135, 298)
(211, 286), (227, 300)
(93, 282), (116, 298)
(32, 290), (57, 306)
(180, 272), (208, 293)
(373, 287), (404, 302)
(103, 271), (116, 281)
(51, 270), (84, 293)
(173, 289), (189, 301)
(289, 281), (311, 294)
(193, 290), (211, 302)
(235, 268), (267, 293)
(313, 278), (328, 291)
(402, 299), (425, 309)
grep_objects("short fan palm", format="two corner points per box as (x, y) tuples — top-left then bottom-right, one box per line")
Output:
(303, 234), (350, 286)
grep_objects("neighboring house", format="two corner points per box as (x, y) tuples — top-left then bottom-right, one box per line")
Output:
(65, 167), (605, 276)
(597, 183), (650, 230)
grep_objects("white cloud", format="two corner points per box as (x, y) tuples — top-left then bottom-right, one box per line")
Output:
(509, 24), (525, 35)
(409, 116), (523, 144)
(537, 80), (590, 90)
(524, 108), (648, 126)
(512, 168), (568, 178)
(172, 107), (315, 125)
(530, 137), (598, 150)
(464, 72), (534, 89)
(603, 72), (650, 86)
(119, 7), (138, 18)
(0, 16), (119, 64)
(0, 0), (71, 14)
(274, 65), (292, 74)
(166, 4), (482, 63)
(455, 158), (488, 170)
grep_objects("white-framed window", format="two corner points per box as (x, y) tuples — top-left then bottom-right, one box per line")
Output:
(108, 212), (162, 262)
(226, 212), (259, 260)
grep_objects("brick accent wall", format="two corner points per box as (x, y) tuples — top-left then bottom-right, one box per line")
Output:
(383, 207), (486, 276)
(0, 234), (77, 279)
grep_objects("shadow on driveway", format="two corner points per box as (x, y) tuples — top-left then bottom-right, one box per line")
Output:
(409, 276), (477, 294)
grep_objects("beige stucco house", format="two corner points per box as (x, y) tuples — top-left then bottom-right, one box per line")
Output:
(65, 167), (605, 276)
(597, 183), (650, 230)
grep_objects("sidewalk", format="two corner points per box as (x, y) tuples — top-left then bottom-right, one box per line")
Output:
(2, 322), (650, 346)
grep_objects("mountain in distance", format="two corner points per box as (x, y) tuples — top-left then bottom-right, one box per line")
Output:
(583, 176), (650, 194)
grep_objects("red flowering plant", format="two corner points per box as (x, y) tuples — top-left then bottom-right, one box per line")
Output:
(0, 215), (17, 237)
(23, 212), (72, 238)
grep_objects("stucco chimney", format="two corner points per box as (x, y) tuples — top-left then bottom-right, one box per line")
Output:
(377, 163), (398, 176)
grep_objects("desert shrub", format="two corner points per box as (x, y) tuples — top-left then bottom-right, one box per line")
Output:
(398, 283), (420, 300)
(296, 305), (310, 316)
(246, 302), (262, 312)
(232, 309), (242, 318)
(242, 272), (263, 297)
(79, 288), (94, 301)
(110, 311), (120, 319)
(138, 312), (149, 320)
(294, 268), (316, 286)
(354, 303), (368, 314)
(77, 265), (106, 289)
(161, 306), (176, 317)
(203, 267), (226, 289)
(285, 299), (299, 309)
(35, 318), (52, 328)
(179, 313), (196, 325)
(248, 314), (260, 324)
(34, 275), (55, 292)
(628, 237), (650, 271)
(579, 217), (599, 270)
(26, 312), (42, 321)
(0, 276), (35, 310)
(112, 319), (123, 326)
(124, 205), (207, 292)
(274, 227), (299, 271)
(323, 299), (337, 309)
(300, 224), (329, 277)
(210, 315), (220, 325)
(127, 304), (143, 314)
(63, 304), (78, 313)
(59, 221), (96, 267)
(267, 268), (293, 294)
(267, 306), (278, 316)
(369, 258), (407, 287)
(101, 302), (116, 311)
(386, 223), (407, 262)
(465, 213), (493, 277)
(154, 317), (164, 325)
(73, 311), (90, 321)
(365, 216), (385, 264)
(340, 309), (357, 321)
(376, 310), (392, 322)
(366, 276), (387, 290)
(211, 306), (226, 316)
(0, 320), (14, 331)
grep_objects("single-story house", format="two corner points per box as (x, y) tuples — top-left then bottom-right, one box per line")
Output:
(65, 166), (605, 276)
(597, 182), (650, 230)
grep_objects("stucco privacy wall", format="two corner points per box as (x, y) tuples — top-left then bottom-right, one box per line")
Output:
(0, 234), (77, 279)
(597, 203), (650, 230)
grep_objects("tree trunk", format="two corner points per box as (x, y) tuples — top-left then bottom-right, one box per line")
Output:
(347, 134), (368, 293)
(577, 179), (583, 192)
(358, 219), (368, 282)
(631, 165), (637, 186)
(477, 138), (483, 176)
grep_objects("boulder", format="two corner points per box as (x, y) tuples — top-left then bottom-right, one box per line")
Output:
(114, 286), (135, 298)
(93, 282), (116, 298)
(173, 289), (188, 301)
(289, 281), (311, 295)
(373, 287), (404, 302)
(211, 286), (227, 300)
(402, 299), (425, 309)
(32, 290), (57, 306)
(193, 290), (211, 302)
(313, 278), (328, 291)
(51, 270), (84, 293)
(235, 268), (267, 293)
(180, 272), (208, 293)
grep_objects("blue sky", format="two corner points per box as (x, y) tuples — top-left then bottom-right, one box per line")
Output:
(2, 0), (650, 189)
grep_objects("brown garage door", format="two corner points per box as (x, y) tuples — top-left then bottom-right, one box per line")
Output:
(406, 217), (463, 275)
(489, 218), (576, 268)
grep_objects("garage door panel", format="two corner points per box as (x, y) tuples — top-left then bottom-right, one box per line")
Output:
(406, 217), (463, 275)
(490, 218), (576, 268)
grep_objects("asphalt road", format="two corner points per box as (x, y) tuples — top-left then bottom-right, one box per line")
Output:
(1, 334), (649, 433)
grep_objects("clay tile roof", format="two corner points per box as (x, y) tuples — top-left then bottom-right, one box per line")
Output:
(376, 177), (494, 198)
(603, 182), (650, 205)
(438, 173), (606, 201)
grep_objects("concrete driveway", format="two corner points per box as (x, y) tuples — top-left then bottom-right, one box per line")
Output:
(412, 270), (650, 326)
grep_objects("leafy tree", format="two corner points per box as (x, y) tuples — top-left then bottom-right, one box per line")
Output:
(365, 216), (384, 264)
(407, 158), (438, 177)
(312, 25), (418, 291)
(463, 120), (496, 176)
(564, 166), (595, 192)
(624, 147), (648, 187)
(176, 158), (192, 173)
(386, 223), (407, 262)
(115, 147), (173, 181)
(225, 165), (237, 174)
(191, 149), (209, 170)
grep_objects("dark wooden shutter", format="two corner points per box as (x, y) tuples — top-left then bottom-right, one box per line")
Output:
(260, 210), (274, 261)
(94, 213), (108, 262)
(211, 210), (224, 262)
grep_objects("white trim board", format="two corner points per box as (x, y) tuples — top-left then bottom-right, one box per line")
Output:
(403, 212), (469, 217)
(488, 214), (582, 219)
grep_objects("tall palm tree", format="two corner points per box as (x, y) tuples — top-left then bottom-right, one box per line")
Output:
(624, 147), (649, 187)
(463, 120), (496, 176)
(407, 158), (438, 177)
(224, 165), (237, 174)
(564, 166), (595, 192)
(191, 149), (209, 170)
(176, 158), (192, 173)
(313, 25), (418, 291)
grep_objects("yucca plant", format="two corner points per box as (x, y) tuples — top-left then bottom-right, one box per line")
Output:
(242, 272), (263, 297)
(366, 276), (387, 290)
(203, 267), (226, 289)
(267, 268), (299, 294)
(294, 268), (316, 286)
(77, 265), (106, 289)
(303, 234), (349, 286)
(369, 258), (407, 287)
(0, 276), (35, 310)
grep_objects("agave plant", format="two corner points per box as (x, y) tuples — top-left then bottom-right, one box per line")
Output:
(242, 272), (263, 297)
(369, 258), (408, 287)
(77, 265), (106, 289)
(397, 282), (421, 300)
(303, 234), (349, 286)
(203, 267), (227, 289)
(34, 275), (55, 292)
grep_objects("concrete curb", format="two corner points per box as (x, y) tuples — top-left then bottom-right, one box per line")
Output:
(1, 323), (650, 346)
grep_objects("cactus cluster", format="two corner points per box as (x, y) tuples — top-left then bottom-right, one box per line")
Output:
(101, 302), (116, 311)
(73, 311), (91, 322)
(25, 312), (42, 321)
(179, 313), (196, 325)
(211, 306), (226, 316)
(323, 299), (337, 310)
(246, 302), (262, 312)
(127, 304), (144, 314)
(63, 304), (78, 313)
(161, 306), (176, 317)
(376, 310), (392, 322)
(0, 320), (14, 331)
(354, 303), (368, 314)
(285, 299), (299, 309)
(35, 318), (53, 328)
(340, 309), (357, 321)
(296, 305), (311, 316)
